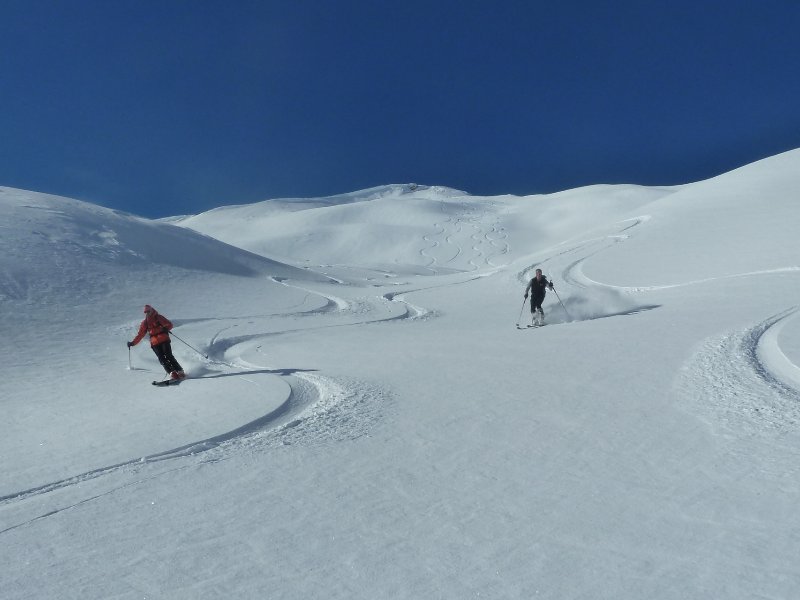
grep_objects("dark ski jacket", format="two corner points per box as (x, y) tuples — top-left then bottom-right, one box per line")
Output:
(525, 275), (552, 300)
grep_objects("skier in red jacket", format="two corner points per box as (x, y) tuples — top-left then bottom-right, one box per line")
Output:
(128, 305), (185, 380)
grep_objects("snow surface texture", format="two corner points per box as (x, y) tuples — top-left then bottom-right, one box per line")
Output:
(2, 151), (800, 599)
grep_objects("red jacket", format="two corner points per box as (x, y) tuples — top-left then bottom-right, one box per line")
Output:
(132, 311), (174, 347)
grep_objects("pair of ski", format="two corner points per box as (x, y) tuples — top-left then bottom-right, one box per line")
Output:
(516, 300), (546, 330)
(152, 377), (186, 387)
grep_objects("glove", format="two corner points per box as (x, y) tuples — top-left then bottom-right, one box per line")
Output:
(127, 341), (133, 348)
(161, 327), (170, 333)
(523, 294), (528, 299)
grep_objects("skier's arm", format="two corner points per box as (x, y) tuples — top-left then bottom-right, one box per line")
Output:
(130, 320), (147, 346)
(524, 280), (532, 297)
(159, 316), (173, 333)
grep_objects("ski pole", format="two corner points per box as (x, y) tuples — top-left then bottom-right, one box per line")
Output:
(170, 331), (209, 359)
(515, 298), (527, 328)
(552, 287), (572, 321)
(128, 345), (132, 370)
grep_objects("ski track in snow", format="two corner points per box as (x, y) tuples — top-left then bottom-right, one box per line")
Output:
(0, 362), (390, 533)
(520, 214), (800, 434)
(575, 263), (800, 293)
(7, 200), (799, 538)
(552, 216), (800, 293)
(514, 216), (649, 289)
(420, 198), (509, 274)
(677, 308), (800, 435)
(0, 279), (402, 526)
(520, 215), (798, 328)
(0, 227), (485, 523)
(512, 217), (659, 324)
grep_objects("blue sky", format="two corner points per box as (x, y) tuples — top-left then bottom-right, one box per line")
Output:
(1, 1), (798, 218)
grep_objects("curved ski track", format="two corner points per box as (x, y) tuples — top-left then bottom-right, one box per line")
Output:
(420, 198), (509, 274)
(513, 216), (660, 324)
(0, 280), (404, 530)
(1, 205), (506, 525)
(676, 308), (800, 435)
(516, 215), (800, 436)
(8, 207), (798, 534)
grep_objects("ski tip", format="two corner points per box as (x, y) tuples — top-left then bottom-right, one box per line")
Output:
(153, 376), (188, 386)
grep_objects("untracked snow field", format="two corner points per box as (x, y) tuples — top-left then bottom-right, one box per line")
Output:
(2, 150), (800, 599)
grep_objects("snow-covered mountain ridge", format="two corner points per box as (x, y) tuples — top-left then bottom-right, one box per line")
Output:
(2, 149), (800, 599)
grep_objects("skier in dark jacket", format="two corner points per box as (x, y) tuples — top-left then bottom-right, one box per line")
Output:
(128, 304), (185, 380)
(524, 269), (553, 324)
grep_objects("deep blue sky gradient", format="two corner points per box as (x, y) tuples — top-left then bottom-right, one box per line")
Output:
(1, 1), (799, 217)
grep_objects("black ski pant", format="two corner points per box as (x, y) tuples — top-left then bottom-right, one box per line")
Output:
(530, 294), (545, 316)
(151, 340), (183, 374)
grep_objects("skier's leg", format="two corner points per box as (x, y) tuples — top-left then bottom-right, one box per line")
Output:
(531, 299), (541, 325)
(151, 343), (171, 374)
(162, 341), (183, 374)
(540, 293), (545, 320)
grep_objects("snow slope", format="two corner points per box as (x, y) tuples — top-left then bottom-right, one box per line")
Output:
(2, 149), (800, 599)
